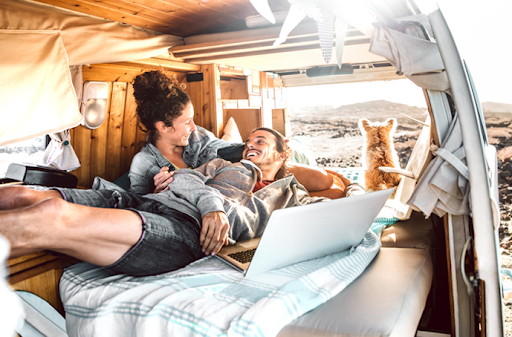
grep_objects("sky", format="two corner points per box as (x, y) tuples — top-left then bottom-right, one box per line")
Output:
(286, 0), (512, 109)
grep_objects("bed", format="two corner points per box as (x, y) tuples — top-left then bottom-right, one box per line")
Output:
(55, 194), (436, 337)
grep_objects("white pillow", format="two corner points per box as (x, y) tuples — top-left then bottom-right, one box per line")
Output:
(221, 117), (243, 143)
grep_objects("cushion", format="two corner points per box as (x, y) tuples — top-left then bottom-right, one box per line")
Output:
(381, 210), (434, 251)
(287, 137), (317, 167)
(221, 117), (243, 143)
(277, 248), (433, 337)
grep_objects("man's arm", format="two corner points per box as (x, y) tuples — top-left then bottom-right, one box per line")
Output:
(287, 164), (350, 198)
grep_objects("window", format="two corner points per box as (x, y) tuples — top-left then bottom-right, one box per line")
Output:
(0, 136), (46, 178)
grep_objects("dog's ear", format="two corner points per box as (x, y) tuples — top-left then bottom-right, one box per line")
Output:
(358, 118), (371, 133)
(384, 118), (397, 133)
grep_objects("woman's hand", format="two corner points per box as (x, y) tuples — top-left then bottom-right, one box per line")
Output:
(200, 211), (230, 256)
(153, 166), (175, 193)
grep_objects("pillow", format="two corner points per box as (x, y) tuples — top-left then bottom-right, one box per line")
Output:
(287, 137), (317, 167)
(221, 117), (243, 143)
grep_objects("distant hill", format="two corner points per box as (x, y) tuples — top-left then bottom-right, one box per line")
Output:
(482, 102), (512, 116)
(292, 100), (512, 120)
(292, 100), (428, 120)
(333, 100), (427, 114)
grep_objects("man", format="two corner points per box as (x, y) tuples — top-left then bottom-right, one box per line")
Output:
(0, 128), (320, 276)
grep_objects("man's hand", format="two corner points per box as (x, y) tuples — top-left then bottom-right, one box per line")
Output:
(200, 211), (230, 256)
(153, 167), (174, 193)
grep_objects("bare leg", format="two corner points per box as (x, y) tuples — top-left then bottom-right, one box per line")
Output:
(0, 185), (61, 210)
(0, 194), (142, 266)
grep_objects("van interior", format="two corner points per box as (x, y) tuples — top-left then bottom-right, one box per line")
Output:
(0, 0), (503, 336)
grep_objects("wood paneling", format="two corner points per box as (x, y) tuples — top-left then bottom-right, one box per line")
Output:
(120, 84), (139, 175)
(72, 121), (93, 187)
(71, 66), (193, 187)
(260, 71), (272, 128)
(8, 253), (64, 316)
(105, 82), (128, 181)
(224, 109), (262, 141)
(83, 64), (147, 83)
(200, 64), (220, 135)
(32, 0), (292, 36)
(188, 80), (205, 129)
(90, 82), (112, 181)
(220, 78), (249, 100)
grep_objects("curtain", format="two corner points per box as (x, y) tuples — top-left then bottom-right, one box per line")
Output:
(408, 116), (471, 217)
(369, 14), (450, 91)
(0, 30), (82, 146)
(0, 0), (183, 146)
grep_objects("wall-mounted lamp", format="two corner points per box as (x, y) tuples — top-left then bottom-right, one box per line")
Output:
(81, 81), (108, 129)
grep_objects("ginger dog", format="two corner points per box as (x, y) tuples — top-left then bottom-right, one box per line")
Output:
(359, 118), (402, 191)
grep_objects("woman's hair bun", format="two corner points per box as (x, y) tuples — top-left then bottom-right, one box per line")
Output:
(133, 70), (173, 104)
(131, 70), (191, 144)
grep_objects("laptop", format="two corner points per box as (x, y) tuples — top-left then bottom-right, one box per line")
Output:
(216, 187), (394, 278)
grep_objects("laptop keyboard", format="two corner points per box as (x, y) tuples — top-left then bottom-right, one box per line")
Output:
(228, 248), (256, 264)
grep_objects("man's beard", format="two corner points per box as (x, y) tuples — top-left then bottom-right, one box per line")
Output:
(252, 156), (276, 171)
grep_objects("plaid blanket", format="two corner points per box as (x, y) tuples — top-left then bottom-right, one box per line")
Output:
(60, 230), (381, 337)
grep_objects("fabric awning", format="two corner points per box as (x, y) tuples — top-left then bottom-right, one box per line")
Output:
(0, 0), (183, 146)
(0, 30), (82, 146)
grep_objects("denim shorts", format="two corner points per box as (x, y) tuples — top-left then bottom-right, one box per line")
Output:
(57, 188), (204, 276)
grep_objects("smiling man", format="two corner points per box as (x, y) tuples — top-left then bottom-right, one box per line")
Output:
(0, 128), (321, 276)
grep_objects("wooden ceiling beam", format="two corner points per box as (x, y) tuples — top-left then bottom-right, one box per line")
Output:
(113, 58), (201, 72)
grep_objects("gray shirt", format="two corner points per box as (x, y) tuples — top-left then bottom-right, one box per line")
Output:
(129, 126), (244, 195)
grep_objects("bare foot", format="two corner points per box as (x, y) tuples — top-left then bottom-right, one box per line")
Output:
(0, 197), (63, 258)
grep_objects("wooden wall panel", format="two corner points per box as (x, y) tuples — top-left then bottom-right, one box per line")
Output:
(224, 109), (261, 141)
(72, 125), (92, 187)
(189, 80), (205, 129)
(105, 82), (128, 182)
(120, 83), (139, 175)
(8, 253), (64, 316)
(200, 64), (216, 133)
(89, 82), (113, 182)
(259, 71), (270, 128)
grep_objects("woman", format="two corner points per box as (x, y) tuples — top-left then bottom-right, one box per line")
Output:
(129, 70), (350, 197)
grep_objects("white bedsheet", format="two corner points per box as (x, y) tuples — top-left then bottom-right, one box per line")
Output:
(60, 230), (380, 337)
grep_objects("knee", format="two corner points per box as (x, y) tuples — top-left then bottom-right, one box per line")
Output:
(0, 186), (34, 209)
(35, 196), (67, 211)
(29, 197), (69, 224)
(7, 186), (62, 209)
